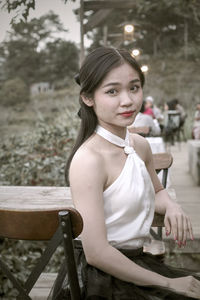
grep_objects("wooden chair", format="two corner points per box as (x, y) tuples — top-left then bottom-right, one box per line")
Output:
(0, 183), (174, 297)
(0, 207), (83, 300)
(150, 153), (173, 245)
(163, 111), (181, 145)
(153, 152), (173, 187)
(128, 126), (150, 137)
(143, 152), (173, 256)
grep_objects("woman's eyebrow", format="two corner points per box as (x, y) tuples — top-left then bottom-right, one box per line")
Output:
(102, 78), (141, 88)
(102, 82), (120, 88)
(130, 79), (141, 84)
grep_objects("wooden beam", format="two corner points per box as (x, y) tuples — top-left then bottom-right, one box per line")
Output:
(84, 0), (136, 11)
(83, 9), (112, 33)
(103, 25), (108, 46)
(112, 37), (124, 48)
(80, 0), (85, 65)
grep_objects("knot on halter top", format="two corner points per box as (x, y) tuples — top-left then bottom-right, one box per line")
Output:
(95, 125), (134, 155)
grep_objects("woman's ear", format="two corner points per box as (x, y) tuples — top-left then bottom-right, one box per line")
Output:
(81, 93), (94, 107)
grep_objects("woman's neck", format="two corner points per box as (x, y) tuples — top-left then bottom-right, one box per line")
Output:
(97, 123), (127, 140)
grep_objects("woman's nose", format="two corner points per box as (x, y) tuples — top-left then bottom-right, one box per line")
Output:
(120, 91), (133, 106)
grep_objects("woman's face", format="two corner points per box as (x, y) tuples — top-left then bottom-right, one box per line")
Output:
(90, 63), (143, 133)
(145, 101), (152, 109)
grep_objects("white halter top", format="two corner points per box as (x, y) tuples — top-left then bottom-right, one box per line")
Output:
(95, 125), (155, 249)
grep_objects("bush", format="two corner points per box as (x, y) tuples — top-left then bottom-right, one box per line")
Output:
(0, 108), (79, 186)
(0, 77), (29, 106)
(0, 106), (79, 298)
(0, 238), (64, 299)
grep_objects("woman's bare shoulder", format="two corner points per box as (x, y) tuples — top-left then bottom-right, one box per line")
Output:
(72, 144), (103, 168)
(129, 132), (149, 149)
(129, 132), (152, 161)
(69, 138), (106, 184)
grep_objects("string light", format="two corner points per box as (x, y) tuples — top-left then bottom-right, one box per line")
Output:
(124, 24), (134, 33)
(141, 65), (148, 73)
(132, 49), (140, 57)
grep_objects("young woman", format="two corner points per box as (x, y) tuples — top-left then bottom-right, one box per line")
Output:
(50, 47), (200, 299)
(128, 100), (161, 136)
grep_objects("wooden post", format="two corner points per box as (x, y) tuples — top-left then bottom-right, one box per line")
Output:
(184, 18), (188, 60)
(80, 0), (85, 66)
(103, 25), (108, 46)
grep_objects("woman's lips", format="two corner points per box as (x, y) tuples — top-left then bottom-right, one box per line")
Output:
(120, 111), (135, 117)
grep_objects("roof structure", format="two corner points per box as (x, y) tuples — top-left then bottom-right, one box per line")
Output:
(79, 0), (139, 63)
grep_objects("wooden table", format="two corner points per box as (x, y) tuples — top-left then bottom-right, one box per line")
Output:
(0, 185), (167, 299)
(146, 137), (166, 154)
(0, 185), (169, 228)
(0, 186), (73, 211)
(0, 186), (78, 241)
(0, 186), (81, 300)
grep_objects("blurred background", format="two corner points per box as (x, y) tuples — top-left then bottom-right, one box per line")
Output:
(0, 1), (200, 298)
(0, 0), (199, 187)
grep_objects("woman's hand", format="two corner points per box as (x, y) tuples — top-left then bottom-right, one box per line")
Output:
(168, 276), (200, 299)
(164, 202), (194, 247)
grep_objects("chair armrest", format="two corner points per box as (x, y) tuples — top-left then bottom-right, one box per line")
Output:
(151, 213), (164, 227)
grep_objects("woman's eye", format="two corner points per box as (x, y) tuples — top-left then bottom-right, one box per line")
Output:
(130, 85), (140, 92)
(106, 89), (117, 95)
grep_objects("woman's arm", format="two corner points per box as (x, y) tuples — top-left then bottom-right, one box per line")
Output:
(142, 137), (194, 245)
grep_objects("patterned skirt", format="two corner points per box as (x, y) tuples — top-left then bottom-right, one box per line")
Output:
(48, 240), (200, 300)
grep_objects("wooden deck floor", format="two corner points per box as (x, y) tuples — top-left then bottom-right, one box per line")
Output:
(164, 141), (200, 253)
(29, 273), (57, 299)
(170, 142), (200, 238)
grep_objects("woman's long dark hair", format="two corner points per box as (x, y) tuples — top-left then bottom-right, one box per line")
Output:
(65, 47), (145, 184)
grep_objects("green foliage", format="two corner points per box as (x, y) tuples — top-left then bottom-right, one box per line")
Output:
(87, 0), (200, 60)
(1, 0), (35, 22)
(40, 39), (79, 85)
(0, 238), (65, 299)
(0, 77), (29, 106)
(1, 38), (41, 86)
(0, 108), (79, 186)
(0, 11), (79, 87)
(0, 89), (79, 298)
(1, 0), (74, 22)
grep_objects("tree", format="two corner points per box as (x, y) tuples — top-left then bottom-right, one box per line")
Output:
(2, 38), (41, 85)
(40, 39), (79, 86)
(0, 11), (78, 87)
(0, 77), (29, 105)
(1, 0), (74, 22)
(84, 0), (200, 60)
(2, 0), (199, 59)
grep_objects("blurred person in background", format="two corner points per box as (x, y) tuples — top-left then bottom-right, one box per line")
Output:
(171, 99), (187, 127)
(192, 103), (200, 139)
(145, 96), (164, 123)
(143, 96), (155, 118)
(128, 101), (161, 136)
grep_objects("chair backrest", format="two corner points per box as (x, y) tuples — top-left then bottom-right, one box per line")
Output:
(153, 152), (173, 187)
(151, 152), (173, 241)
(151, 152), (173, 229)
(128, 126), (150, 137)
(0, 207), (83, 300)
(153, 152), (173, 172)
(167, 110), (181, 129)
